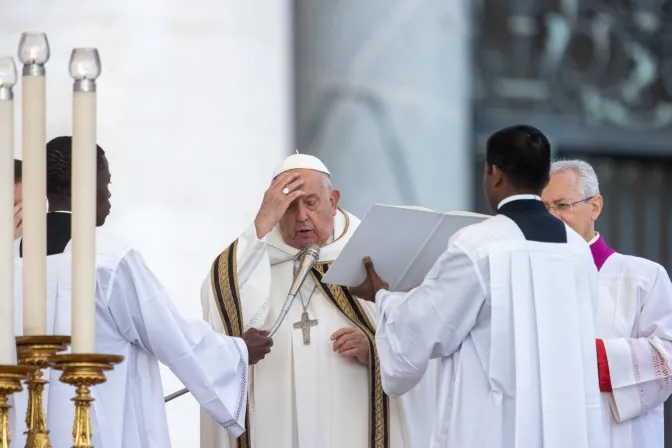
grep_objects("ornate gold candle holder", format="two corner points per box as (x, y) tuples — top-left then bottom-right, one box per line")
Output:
(15, 335), (70, 448)
(49, 354), (122, 448)
(0, 365), (37, 448)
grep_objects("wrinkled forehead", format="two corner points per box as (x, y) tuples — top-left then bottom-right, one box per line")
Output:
(275, 168), (327, 189)
(545, 170), (581, 199)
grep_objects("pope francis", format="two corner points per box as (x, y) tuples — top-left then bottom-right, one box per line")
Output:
(200, 154), (437, 448)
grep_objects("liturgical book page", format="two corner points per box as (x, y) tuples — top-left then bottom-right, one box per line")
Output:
(322, 204), (489, 291)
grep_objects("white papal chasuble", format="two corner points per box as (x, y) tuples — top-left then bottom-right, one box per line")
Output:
(201, 209), (438, 448)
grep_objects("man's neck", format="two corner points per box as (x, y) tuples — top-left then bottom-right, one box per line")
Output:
(585, 229), (598, 245)
(48, 198), (71, 213)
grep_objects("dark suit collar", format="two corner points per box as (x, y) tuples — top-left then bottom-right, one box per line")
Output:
(497, 198), (547, 214)
(19, 212), (73, 257)
(496, 194), (567, 243)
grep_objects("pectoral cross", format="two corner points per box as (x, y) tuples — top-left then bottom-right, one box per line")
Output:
(293, 312), (318, 345)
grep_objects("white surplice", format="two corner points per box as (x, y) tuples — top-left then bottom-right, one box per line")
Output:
(12, 227), (249, 448)
(375, 214), (607, 448)
(200, 209), (438, 448)
(595, 248), (672, 448)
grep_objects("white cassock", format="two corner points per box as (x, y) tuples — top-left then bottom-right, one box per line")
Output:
(200, 208), (439, 448)
(590, 233), (672, 448)
(374, 213), (606, 448)
(12, 225), (249, 448)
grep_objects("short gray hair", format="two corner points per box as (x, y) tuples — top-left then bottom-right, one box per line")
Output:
(550, 159), (600, 197)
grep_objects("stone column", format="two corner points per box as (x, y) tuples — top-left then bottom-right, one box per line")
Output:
(293, 0), (472, 216)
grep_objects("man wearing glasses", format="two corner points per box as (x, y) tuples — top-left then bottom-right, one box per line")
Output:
(542, 159), (672, 448)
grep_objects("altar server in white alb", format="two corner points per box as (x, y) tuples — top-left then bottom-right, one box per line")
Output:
(200, 153), (438, 448)
(352, 125), (606, 448)
(543, 159), (672, 448)
(12, 137), (273, 448)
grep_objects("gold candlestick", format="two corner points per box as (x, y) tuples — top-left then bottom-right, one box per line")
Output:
(15, 336), (70, 448)
(0, 365), (36, 448)
(49, 354), (122, 448)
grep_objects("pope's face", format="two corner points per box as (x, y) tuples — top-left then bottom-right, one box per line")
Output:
(279, 169), (340, 249)
(541, 170), (602, 241)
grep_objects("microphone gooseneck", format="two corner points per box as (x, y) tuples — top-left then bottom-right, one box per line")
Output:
(165, 387), (189, 403)
(164, 244), (321, 403)
(268, 243), (320, 337)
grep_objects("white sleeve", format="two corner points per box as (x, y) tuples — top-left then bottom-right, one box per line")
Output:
(375, 242), (486, 396)
(107, 249), (249, 437)
(603, 264), (672, 422)
(202, 223), (274, 333)
(235, 224), (270, 287)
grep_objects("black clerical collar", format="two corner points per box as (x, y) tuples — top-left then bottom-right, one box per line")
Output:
(496, 194), (566, 243)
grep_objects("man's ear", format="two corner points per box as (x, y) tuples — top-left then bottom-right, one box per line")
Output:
(591, 194), (603, 222)
(491, 165), (505, 187)
(330, 189), (340, 214)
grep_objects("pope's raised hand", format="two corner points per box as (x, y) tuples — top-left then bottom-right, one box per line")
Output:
(254, 172), (305, 239)
(242, 328), (273, 365)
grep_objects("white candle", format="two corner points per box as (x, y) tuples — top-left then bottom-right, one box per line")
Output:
(18, 32), (50, 337)
(69, 48), (101, 354)
(0, 57), (17, 364)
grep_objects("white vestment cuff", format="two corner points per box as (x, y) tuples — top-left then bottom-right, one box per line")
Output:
(245, 223), (269, 247)
(603, 338), (643, 422)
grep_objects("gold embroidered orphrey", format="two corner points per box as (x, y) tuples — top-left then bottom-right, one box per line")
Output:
(210, 212), (391, 448)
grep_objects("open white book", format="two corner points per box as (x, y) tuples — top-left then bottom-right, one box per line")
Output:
(322, 204), (490, 291)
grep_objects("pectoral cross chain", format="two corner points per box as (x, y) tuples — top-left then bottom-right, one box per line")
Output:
(293, 312), (318, 345)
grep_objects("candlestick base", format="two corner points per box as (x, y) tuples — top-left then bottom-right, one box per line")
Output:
(0, 365), (37, 448)
(49, 354), (123, 448)
(16, 336), (71, 448)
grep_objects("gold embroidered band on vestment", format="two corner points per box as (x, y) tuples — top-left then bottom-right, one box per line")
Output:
(210, 221), (389, 448)
(311, 263), (390, 448)
(211, 240), (251, 448)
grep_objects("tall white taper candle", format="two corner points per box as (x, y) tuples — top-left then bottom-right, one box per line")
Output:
(0, 57), (17, 364)
(69, 48), (101, 354)
(18, 32), (50, 336)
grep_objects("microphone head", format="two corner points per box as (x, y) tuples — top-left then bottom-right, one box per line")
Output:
(302, 243), (320, 262)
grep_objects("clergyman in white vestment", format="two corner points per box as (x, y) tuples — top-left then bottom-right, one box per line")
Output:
(200, 154), (438, 448)
(11, 137), (273, 448)
(543, 159), (672, 448)
(352, 125), (607, 448)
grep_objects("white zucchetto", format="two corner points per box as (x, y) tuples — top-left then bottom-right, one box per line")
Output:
(273, 153), (331, 178)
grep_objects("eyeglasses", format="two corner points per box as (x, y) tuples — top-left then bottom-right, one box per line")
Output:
(545, 196), (595, 213)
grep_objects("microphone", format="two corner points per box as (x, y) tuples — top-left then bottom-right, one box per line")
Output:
(164, 243), (320, 403)
(268, 243), (320, 337)
(165, 388), (188, 403)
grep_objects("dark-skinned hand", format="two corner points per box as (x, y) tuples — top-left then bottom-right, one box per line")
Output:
(242, 328), (273, 365)
(348, 256), (389, 302)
